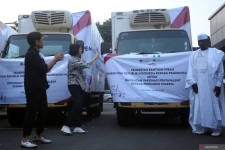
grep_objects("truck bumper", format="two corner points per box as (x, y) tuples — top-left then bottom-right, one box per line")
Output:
(117, 101), (189, 109)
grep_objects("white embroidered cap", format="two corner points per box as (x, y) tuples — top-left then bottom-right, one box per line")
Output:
(197, 33), (208, 40)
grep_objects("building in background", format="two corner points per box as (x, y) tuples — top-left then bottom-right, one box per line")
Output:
(208, 2), (225, 51)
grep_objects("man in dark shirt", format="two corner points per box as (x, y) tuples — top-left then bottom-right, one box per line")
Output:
(21, 32), (64, 148)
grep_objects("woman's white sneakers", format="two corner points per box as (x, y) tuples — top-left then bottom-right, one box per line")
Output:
(61, 126), (72, 134)
(21, 140), (37, 148)
(33, 136), (51, 144)
(73, 127), (86, 134)
(61, 126), (86, 134)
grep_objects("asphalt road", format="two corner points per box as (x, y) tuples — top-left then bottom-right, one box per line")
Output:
(0, 103), (225, 150)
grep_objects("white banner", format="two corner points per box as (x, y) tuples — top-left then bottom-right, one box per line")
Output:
(0, 55), (71, 104)
(104, 52), (193, 102)
(72, 11), (105, 92)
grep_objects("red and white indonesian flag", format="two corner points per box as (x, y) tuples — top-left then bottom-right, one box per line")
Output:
(72, 11), (105, 92)
(169, 6), (191, 41)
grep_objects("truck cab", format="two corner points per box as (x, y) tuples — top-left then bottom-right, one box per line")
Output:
(110, 8), (192, 126)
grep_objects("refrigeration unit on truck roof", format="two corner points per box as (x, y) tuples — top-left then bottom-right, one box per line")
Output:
(129, 9), (170, 27)
(18, 10), (73, 33)
(31, 10), (72, 32)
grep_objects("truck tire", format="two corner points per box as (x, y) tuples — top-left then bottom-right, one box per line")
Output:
(86, 93), (103, 117)
(108, 98), (112, 102)
(93, 106), (101, 117)
(7, 108), (25, 127)
(86, 109), (94, 117)
(117, 108), (135, 126)
(99, 93), (103, 112)
(117, 108), (127, 126)
(180, 109), (190, 127)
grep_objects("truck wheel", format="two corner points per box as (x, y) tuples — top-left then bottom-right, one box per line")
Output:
(99, 93), (103, 112)
(86, 109), (94, 117)
(117, 108), (126, 126)
(117, 108), (135, 126)
(108, 98), (112, 102)
(180, 109), (190, 127)
(7, 108), (25, 127)
(93, 106), (101, 117)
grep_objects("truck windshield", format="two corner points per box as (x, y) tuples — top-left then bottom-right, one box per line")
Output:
(117, 30), (191, 54)
(3, 34), (72, 58)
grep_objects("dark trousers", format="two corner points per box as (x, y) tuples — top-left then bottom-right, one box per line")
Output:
(23, 88), (48, 137)
(65, 85), (84, 127)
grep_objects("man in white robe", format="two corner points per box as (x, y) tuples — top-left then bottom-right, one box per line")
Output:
(186, 33), (225, 136)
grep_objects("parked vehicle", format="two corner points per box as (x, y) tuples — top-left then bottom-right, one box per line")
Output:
(0, 10), (108, 126)
(103, 90), (112, 102)
(104, 7), (192, 126)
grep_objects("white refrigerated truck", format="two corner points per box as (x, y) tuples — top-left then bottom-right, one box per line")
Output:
(0, 10), (109, 126)
(108, 6), (192, 126)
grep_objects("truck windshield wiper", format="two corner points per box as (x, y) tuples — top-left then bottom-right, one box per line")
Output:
(137, 52), (161, 55)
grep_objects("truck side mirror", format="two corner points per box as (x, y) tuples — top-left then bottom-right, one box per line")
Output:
(76, 40), (84, 53)
(101, 42), (110, 55)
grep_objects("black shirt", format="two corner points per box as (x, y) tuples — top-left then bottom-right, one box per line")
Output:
(24, 47), (49, 91)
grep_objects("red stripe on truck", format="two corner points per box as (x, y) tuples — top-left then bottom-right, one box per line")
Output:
(73, 10), (92, 35)
(104, 54), (120, 63)
(171, 6), (190, 28)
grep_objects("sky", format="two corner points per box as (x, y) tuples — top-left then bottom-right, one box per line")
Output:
(0, 0), (224, 46)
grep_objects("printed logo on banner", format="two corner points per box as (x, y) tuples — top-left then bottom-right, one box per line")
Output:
(139, 55), (165, 65)
(199, 145), (204, 150)
(153, 54), (160, 58)
(139, 59), (149, 63)
(149, 62), (157, 66)
(148, 54), (165, 66)
(148, 59), (157, 66)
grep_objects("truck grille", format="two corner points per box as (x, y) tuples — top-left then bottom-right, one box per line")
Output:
(134, 13), (150, 23)
(133, 12), (166, 23)
(34, 13), (48, 25)
(51, 12), (64, 25)
(34, 12), (65, 25)
(150, 12), (166, 22)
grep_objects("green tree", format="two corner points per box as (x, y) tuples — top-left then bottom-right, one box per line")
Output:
(96, 18), (111, 48)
